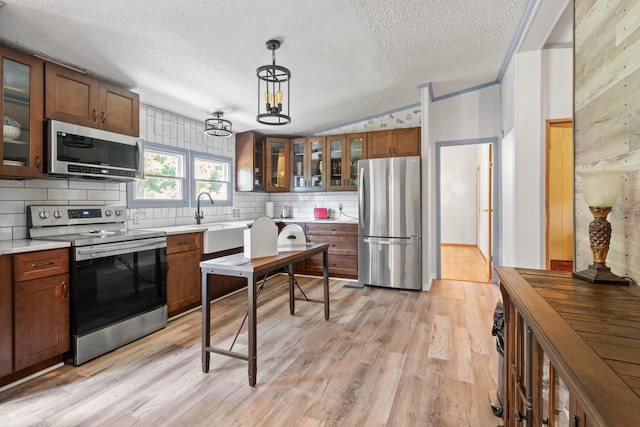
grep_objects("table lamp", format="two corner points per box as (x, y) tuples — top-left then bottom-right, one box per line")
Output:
(573, 170), (629, 284)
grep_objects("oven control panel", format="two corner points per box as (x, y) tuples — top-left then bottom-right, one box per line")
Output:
(28, 205), (127, 227)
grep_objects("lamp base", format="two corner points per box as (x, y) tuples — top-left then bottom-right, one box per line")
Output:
(573, 263), (630, 285)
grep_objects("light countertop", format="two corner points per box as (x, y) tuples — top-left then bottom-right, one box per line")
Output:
(139, 218), (357, 236)
(0, 239), (71, 255)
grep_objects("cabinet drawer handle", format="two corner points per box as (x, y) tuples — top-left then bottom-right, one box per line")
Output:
(101, 111), (106, 123)
(572, 415), (578, 427)
(36, 155), (41, 169)
(177, 241), (189, 246)
(92, 109), (98, 121)
(32, 261), (54, 268)
(62, 281), (68, 298)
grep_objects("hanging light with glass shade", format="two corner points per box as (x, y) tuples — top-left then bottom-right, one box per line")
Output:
(204, 111), (232, 137)
(256, 39), (291, 125)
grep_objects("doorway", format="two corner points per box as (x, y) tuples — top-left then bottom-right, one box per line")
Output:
(546, 119), (574, 271)
(436, 139), (497, 283)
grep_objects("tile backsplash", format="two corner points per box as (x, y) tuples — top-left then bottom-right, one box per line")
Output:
(0, 104), (360, 241)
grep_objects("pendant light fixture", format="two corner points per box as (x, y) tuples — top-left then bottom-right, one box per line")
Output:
(256, 39), (291, 125)
(204, 111), (232, 137)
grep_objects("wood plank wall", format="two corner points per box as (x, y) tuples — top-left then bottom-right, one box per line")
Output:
(574, 0), (640, 283)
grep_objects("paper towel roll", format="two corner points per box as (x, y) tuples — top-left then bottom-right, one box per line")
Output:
(265, 201), (274, 218)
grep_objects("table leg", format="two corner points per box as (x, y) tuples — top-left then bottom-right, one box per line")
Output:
(323, 249), (330, 320)
(288, 263), (295, 315)
(201, 271), (210, 372)
(248, 273), (257, 386)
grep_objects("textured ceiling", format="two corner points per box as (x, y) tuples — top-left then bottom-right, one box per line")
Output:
(0, 0), (530, 135)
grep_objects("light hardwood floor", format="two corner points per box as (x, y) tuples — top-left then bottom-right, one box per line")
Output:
(0, 276), (501, 427)
(441, 244), (492, 283)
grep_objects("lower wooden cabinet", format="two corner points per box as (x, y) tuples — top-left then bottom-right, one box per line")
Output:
(14, 273), (69, 370)
(1, 248), (70, 385)
(0, 255), (13, 377)
(166, 233), (202, 317)
(299, 222), (358, 279)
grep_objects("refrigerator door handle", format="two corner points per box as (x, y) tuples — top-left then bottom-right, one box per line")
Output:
(363, 238), (412, 245)
(359, 168), (365, 225)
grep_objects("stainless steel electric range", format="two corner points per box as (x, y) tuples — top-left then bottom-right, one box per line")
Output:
(28, 204), (167, 365)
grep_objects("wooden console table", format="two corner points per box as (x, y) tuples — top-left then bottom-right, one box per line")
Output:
(497, 267), (640, 426)
(200, 242), (330, 386)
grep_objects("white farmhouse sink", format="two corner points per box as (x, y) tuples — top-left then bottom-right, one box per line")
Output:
(189, 222), (248, 254)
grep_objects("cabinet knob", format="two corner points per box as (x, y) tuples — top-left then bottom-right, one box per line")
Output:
(92, 109), (98, 121)
(101, 111), (106, 123)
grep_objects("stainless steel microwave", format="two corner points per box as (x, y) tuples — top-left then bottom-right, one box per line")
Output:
(46, 120), (144, 181)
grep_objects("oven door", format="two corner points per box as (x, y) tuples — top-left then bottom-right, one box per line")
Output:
(72, 237), (167, 336)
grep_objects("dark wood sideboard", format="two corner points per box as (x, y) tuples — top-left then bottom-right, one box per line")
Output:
(496, 267), (640, 426)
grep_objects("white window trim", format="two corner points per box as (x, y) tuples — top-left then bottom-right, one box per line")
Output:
(126, 142), (190, 208)
(190, 150), (233, 207)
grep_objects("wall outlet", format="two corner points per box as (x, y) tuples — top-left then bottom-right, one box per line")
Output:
(133, 212), (140, 224)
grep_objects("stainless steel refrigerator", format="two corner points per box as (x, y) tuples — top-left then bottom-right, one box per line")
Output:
(358, 156), (421, 290)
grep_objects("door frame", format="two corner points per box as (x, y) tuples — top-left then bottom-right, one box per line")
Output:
(545, 118), (573, 270)
(435, 137), (500, 283)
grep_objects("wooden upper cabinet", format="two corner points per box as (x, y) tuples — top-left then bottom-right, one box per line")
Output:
(265, 137), (290, 192)
(291, 136), (325, 192)
(393, 127), (421, 157)
(326, 133), (365, 191)
(366, 130), (393, 159)
(235, 131), (266, 192)
(45, 62), (139, 136)
(0, 46), (44, 179)
(99, 82), (140, 136)
(367, 127), (420, 158)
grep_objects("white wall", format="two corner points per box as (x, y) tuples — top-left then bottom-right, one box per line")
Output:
(422, 84), (501, 287)
(440, 144), (478, 244)
(546, 48), (573, 119)
(499, 47), (573, 269)
(477, 142), (491, 259)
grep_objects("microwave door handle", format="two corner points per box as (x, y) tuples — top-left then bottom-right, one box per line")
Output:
(135, 139), (144, 179)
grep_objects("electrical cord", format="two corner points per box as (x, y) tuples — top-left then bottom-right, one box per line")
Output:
(336, 205), (358, 220)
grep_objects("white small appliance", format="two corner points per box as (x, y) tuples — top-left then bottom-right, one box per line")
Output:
(277, 224), (307, 251)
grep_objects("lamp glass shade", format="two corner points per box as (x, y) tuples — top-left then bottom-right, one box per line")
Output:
(580, 170), (623, 207)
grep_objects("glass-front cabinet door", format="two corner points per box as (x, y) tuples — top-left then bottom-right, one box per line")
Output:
(291, 136), (325, 192)
(265, 137), (290, 192)
(0, 47), (44, 179)
(536, 343), (571, 427)
(291, 138), (306, 191)
(326, 133), (364, 191)
(346, 133), (365, 190)
(327, 135), (345, 190)
(308, 136), (324, 191)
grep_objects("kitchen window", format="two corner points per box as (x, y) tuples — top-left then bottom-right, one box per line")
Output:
(127, 142), (189, 207)
(191, 151), (233, 206)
